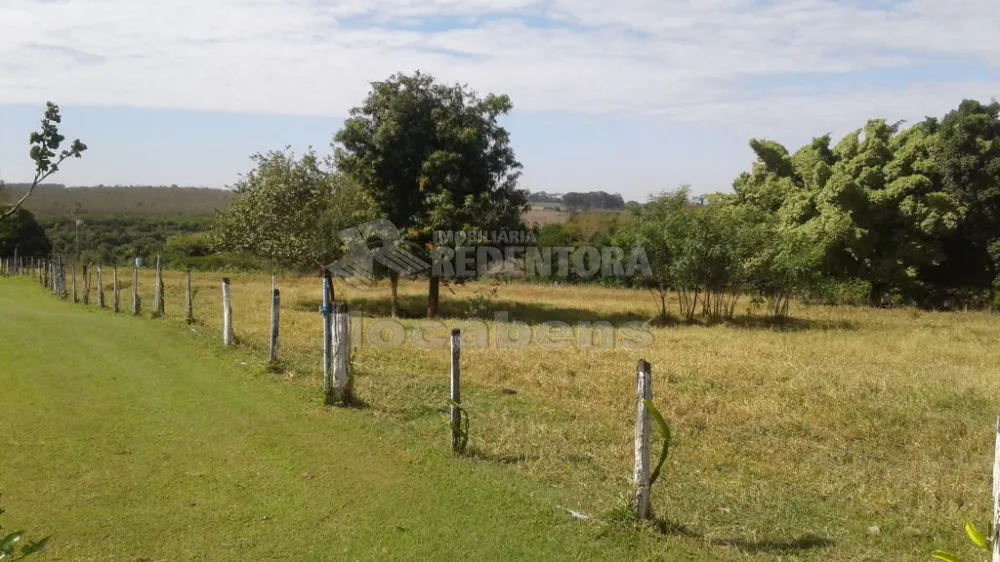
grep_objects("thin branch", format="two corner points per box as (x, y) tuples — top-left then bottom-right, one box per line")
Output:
(0, 153), (71, 219)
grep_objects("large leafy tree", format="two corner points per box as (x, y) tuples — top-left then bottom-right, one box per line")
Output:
(210, 148), (377, 272)
(732, 119), (962, 304)
(920, 100), (1000, 296)
(334, 71), (528, 318)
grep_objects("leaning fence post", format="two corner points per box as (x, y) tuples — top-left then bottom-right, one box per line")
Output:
(992, 415), (1000, 562)
(112, 267), (120, 313)
(96, 265), (105, 308)
(632, 359), (653, 521)
(152, 255), (164, 318)
(82, 264), (91, 305)
(450, 328), (463, 453)
(331, 302), (352, 405)
(132, 267), (141, 316)
(222, 277), (233, 346)
(322, 276), (334, 404)
(269, 286), (280, 364)
(185, 270), (194, 324)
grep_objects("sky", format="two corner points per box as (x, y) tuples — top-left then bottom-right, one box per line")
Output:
(1, 0), (999, 202)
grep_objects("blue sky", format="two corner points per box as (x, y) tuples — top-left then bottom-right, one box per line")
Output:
(1, 0), (999, 201)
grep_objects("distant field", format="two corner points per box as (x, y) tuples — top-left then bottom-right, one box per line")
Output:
(524, 207), (625, 228)
(2, 185), (237, 219)
(15, 268), (998, 561)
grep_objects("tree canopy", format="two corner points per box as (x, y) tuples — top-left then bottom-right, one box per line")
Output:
(209, 148), (377, 272)
(334, 71), (528, 317)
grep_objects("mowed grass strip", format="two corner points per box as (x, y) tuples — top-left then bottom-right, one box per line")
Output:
(12, 269), (1000, 561)
(0, 279), (685, 561)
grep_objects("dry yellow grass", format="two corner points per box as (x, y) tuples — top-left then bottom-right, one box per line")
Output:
(93, 269), (1000, 560)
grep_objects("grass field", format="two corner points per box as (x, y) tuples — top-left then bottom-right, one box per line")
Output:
(5, 270), (1000, 560)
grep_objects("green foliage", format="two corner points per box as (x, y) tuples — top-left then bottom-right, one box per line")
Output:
(0, 208), (51, 257)
(729, 103), (1000, 308)
(210, 148), (377, 272)
(334, 71), (529, 316)
(42, 216), (214, 265)
(642, 400), (672, 488)
(2, 101), (87, 221)
(0, 506), (49, 559)
(931, 520), (991, 561)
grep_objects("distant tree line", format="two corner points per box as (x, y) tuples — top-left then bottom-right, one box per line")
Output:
(528, 190), (626, 211)
(616, 100), (1000, 315)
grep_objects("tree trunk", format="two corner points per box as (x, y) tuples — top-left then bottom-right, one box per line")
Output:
(389, 272), (400, 318)
(427, 274), (440, 319)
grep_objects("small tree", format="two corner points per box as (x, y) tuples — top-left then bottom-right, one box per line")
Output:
(2, 102), (87, 220)
(210, 148), (377, 273)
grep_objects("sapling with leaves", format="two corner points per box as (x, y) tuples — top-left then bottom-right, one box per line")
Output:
(1, 102), (87, 220)
(931, 521), (992, 561)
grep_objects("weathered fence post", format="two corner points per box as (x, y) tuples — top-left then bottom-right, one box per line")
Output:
(450, 328), (462, 453)
(72, 263), (78, 302)
(132, 267), (141, 315)
(184, 270), (194, 324)
(112, 267), (120, 313)
(992, 415), (1000, 562)
(56, 259), (66, 297)
(82, 264), (91, 305)
(222, 277), (233, 346)
(152, 255), (164, 318)
(632, 359), (653, 521)
(96, 265), (105, 308)
(331, 302), (352, 405)
(322, 276), (333, 404)
(269, 285), (280, 364)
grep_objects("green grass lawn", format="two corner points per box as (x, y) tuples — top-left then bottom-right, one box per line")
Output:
(0, 279), (676, 561)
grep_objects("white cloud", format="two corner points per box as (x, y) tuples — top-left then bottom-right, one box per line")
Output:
(1, 0), (999, 136)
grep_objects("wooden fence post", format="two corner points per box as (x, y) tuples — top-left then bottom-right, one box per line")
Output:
(185, 270), (194, 324)
(132, 267), (141, 316)
(82, 264), (91, 305)
(632, 359), (653, 521)
(72, 263), (78, 303)
(222, 277), (233, 346)
(112, 267), (120, 313)
(322, 276), (333, 404)
(450, 328), (462, 453)
(56, 259), (66, 297)
(152, 255), (164, 318)
(332, 302), (352, 405)
(269, 286), (280, 364)
(96, 265), (105, 308)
